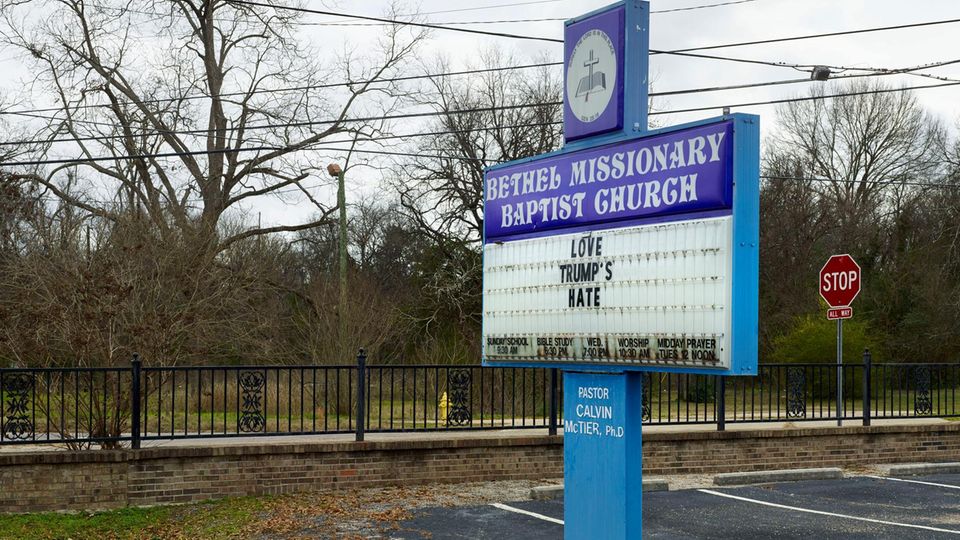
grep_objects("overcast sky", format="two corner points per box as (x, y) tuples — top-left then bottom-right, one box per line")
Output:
(2, 0), (958, 228)
(410, 0), (959, 127)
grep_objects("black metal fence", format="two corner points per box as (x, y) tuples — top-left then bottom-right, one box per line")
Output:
(2, 350), (959, 448)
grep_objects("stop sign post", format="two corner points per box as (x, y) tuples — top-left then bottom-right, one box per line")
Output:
(819, 254), (861, 426)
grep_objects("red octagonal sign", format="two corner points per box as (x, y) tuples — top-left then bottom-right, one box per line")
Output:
(819, 254), (861, 308)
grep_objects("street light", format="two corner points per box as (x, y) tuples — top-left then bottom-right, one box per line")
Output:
(810, 66), (832, 81)
(328, 162), (348, 352)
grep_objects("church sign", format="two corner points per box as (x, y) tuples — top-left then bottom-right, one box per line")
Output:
(482, 116), (758, 375)
(480, 2), (759, 538)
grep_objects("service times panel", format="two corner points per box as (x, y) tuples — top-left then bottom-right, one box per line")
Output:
(482, 217), (733, 369)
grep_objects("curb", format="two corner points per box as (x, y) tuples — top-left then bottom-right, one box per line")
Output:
(530, 479), (669, 500)
(530, 485), (564, 500)
(713, 467), (843, 486)
(642, 478), (670, 492)
(888, 462), (960, 476)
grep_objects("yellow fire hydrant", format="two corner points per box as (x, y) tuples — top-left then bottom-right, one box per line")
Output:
(438, 392), (449, 427)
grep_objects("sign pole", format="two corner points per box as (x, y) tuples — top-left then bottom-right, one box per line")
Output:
(480, 3), (759, 539)
(564, 371), (643, 539)
(837, 318), (843, 426)
(820, 253), (861, 428)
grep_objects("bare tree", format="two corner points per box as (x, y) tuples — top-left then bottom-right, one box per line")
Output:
(0, 0), (424, 254)
(386, 52), (561, 350)
(393, 51), (562, 248)
(773, 80), (944, 243)
(760, 81), (950, 361)
(757, 153), (834, 354)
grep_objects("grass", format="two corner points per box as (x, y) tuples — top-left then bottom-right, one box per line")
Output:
(0, 485), (445, 540)
(0, 497), (267, 540)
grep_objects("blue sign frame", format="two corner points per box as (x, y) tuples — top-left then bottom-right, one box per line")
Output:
(563, 1), (649, 146)
(481, 114), (759, 376)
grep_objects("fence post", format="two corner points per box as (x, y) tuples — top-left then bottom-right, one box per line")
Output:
(862, 348), (872, 427)
(548, 368), (559, 435)
(716, 376), (726, 431)
(130, 353), (142, 450)
(355, 348), (366, 442)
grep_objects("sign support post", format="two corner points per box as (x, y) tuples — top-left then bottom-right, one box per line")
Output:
(563, 371), (643, 539)
(837, 319), (843, 426)
(481, 2), (759, 538)
(819, 253), (861, 427)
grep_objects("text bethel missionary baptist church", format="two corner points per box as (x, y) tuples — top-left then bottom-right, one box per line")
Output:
(485, 121), (730, 237)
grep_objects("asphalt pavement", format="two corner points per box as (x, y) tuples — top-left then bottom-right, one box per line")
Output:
(393, 473), (960, 539)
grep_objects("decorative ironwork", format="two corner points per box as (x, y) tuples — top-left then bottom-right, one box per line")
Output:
(10, 361), (960, 448)
(914, 366), (932, 416)
(2, 372), (34, 440)
(446, 369), (472, 426)
(238, 370), (266, 433)
(641, 373), (651, 422)
(786, 367), (806, 419)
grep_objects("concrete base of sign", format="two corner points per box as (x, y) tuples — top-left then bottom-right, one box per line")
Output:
(530, 479), (669, 500)
(713, 467), (843, 486)
(563, 371), (643, 540)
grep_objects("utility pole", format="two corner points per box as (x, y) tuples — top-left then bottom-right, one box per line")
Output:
(327, 163), (348, 354)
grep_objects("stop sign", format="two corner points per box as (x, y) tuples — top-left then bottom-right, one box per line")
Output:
(819, 254), (861, 307)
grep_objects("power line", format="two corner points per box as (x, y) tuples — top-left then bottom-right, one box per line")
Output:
(0, 62), (561, 117)
(664, 80), (960, 116)
(221, 0), (820, 70)
(669, 17), (960, 53)
(762, 175), (960, 190)
(0, 48), (807, 120)
(226, 0), (960, 68)
(28, 171), (960, 211)
(411, 0), (565, 17)
(653, 0), (760, 14)
(4, 120), (563, 150)
(3, 62), (955, 148)
(306, 0), (762, 26)
(4, 145), (280, 167)
(10, 152), (960, 195)
(89, 0), (758, 29)
(225, 0), (564, 43)
(267, 170), (960, 196)
(226, 0), (960, 80)
(0, 102), (562, 147)
(655, 59), (960, 97)
(368, 0), (758, 19)
(301, 17), (566, 27)
(8, 14), (954, 119)
(5, 79), (960, 168)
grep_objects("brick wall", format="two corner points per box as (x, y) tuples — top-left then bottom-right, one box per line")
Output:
(0, 437), (563, 513)
(0, 451), (129, 513)
(2, 423), (960, 513)
(641, 424), (960, 475)
(124, 439), (564, 507)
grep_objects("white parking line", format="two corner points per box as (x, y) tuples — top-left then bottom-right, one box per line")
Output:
(698, 489), (960, 535)
(865, 475), (960, 490)
(491, 503), (565, 525)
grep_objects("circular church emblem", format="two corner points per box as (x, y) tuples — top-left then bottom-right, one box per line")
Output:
(566, 29), (617, 123)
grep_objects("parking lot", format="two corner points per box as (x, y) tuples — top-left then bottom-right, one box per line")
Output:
(394, 473), (960, 539)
